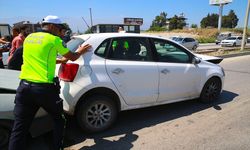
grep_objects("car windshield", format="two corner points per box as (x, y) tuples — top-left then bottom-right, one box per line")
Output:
(171, 37), (178, 41)
(175, 38), (184, 42)
(66, 38), (85, 52)
(226, 37), (237, 40)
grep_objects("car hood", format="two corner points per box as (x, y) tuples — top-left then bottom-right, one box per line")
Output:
(0, 69), (20, 91)
(221, 40), (235, 42)
(195, 54), (223, 64)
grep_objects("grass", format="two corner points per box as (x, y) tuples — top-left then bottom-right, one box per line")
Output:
(144, 28), (250, 43)
(200, 48), (250, 56)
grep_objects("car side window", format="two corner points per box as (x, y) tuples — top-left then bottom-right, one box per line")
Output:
(183, 38), (189, 42)
(153, 39), (191, 63)
(109, 37), (152, 61)
(95, 39), (110, 58)
(185, 38), (194, 42)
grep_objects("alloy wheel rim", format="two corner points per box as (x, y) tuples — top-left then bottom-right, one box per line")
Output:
(205, 81), (219, 100)
(86, 103), (111, 128)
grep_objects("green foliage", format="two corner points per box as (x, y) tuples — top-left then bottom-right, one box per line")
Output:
(200, 13), (218, 28)
(200, 10), (238, 28)
(149, 12), (168, 31)
(169, 15), (187, 30)
(191, 24), (198, 28)
(147, 26), (167, 31)
(222, 10), (238, 28)
(150, 12), (187, 31)
(197, 36), (216, 43)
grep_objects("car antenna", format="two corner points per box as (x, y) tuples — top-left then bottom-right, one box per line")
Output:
(82, 17), (93, 33)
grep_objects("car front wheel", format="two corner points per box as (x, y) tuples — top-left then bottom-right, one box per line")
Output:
(199, 77), (222, 103)
(76, 95), (118, 133)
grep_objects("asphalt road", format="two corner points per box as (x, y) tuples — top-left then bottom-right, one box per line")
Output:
(26, 55), (250, 150)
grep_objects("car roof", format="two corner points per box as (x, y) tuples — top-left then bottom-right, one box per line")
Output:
(73, 33), (167, 40)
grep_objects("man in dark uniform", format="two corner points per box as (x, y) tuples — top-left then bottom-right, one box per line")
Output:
(8, 15), (91, 150)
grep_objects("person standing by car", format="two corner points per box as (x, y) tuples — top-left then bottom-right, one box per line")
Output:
(8, 15), (91, 150)
(8, 24), (28, 63)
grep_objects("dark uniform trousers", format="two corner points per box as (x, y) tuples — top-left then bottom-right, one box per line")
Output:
(9, 80), (65, 150)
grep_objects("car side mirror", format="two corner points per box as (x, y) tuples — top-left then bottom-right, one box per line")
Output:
(192, 57), (201, 64)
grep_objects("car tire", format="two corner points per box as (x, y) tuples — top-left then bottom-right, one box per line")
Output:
(233, 42), (236, 47)
(76, 95), (118, 133)
(199, 77), (222, 103)
(0, 120), (13, 149)
(192, 45), (197, 51)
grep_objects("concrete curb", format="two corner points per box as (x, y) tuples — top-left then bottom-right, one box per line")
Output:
(217, 51), (250, 58)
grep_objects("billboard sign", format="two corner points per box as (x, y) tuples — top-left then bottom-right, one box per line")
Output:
(124, 18), (143, 25)
(210, 0), (232, 5)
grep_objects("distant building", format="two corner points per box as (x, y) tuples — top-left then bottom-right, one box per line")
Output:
(0, 24), (12, 37)
(91, 24), (140, 33)
(13, 21), (41, 33)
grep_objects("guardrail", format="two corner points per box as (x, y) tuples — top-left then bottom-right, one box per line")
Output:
(195, 45), (250, 54)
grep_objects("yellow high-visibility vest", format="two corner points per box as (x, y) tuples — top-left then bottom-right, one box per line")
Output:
(20, 32), (69, 83)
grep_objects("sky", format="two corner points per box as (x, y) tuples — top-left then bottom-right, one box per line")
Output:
(0, 0), (248, 32)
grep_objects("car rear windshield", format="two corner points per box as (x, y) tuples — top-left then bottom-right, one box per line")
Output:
(66, 38), (85, 52)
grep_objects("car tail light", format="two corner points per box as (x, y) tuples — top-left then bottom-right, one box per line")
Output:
(58, 63), (79, 82)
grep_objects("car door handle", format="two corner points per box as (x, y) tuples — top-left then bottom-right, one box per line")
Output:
(112, 68), (124, 74)
(161, 69), (170, 74)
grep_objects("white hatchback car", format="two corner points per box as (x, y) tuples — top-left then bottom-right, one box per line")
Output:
(58, 33), (225, 133)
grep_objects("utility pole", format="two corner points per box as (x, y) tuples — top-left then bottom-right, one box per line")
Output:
(89, 8), (93, 27)
(218, 4), (223, 32)
(209, 0), (232, 33)
(241, 0), (250, 51)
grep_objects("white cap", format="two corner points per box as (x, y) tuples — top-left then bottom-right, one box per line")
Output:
(42, 15), (62, 24)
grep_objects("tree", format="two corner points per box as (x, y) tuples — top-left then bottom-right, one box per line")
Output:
(191, 24), (198, 28)
(222, 10), (238, 28)
(169, 15), (187, 30)
(149, 12), (167, 30)
(200, 10), (238, 28)
(200, 13), (218, 28)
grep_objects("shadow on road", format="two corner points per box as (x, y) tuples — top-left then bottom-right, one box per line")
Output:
(60, 90), (238, 150)
(24, 90), (237, 150)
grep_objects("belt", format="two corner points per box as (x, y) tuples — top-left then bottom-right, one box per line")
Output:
(21, 79), (54, 87)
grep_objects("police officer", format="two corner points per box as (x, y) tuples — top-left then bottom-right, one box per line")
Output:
(8, 15), (91, 150)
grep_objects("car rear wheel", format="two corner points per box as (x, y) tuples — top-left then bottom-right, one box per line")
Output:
(76, 95), (118, 133)
(192, 45), (197, 51)
(199, 77), (222, 103)
(0, 121), (12, 149)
